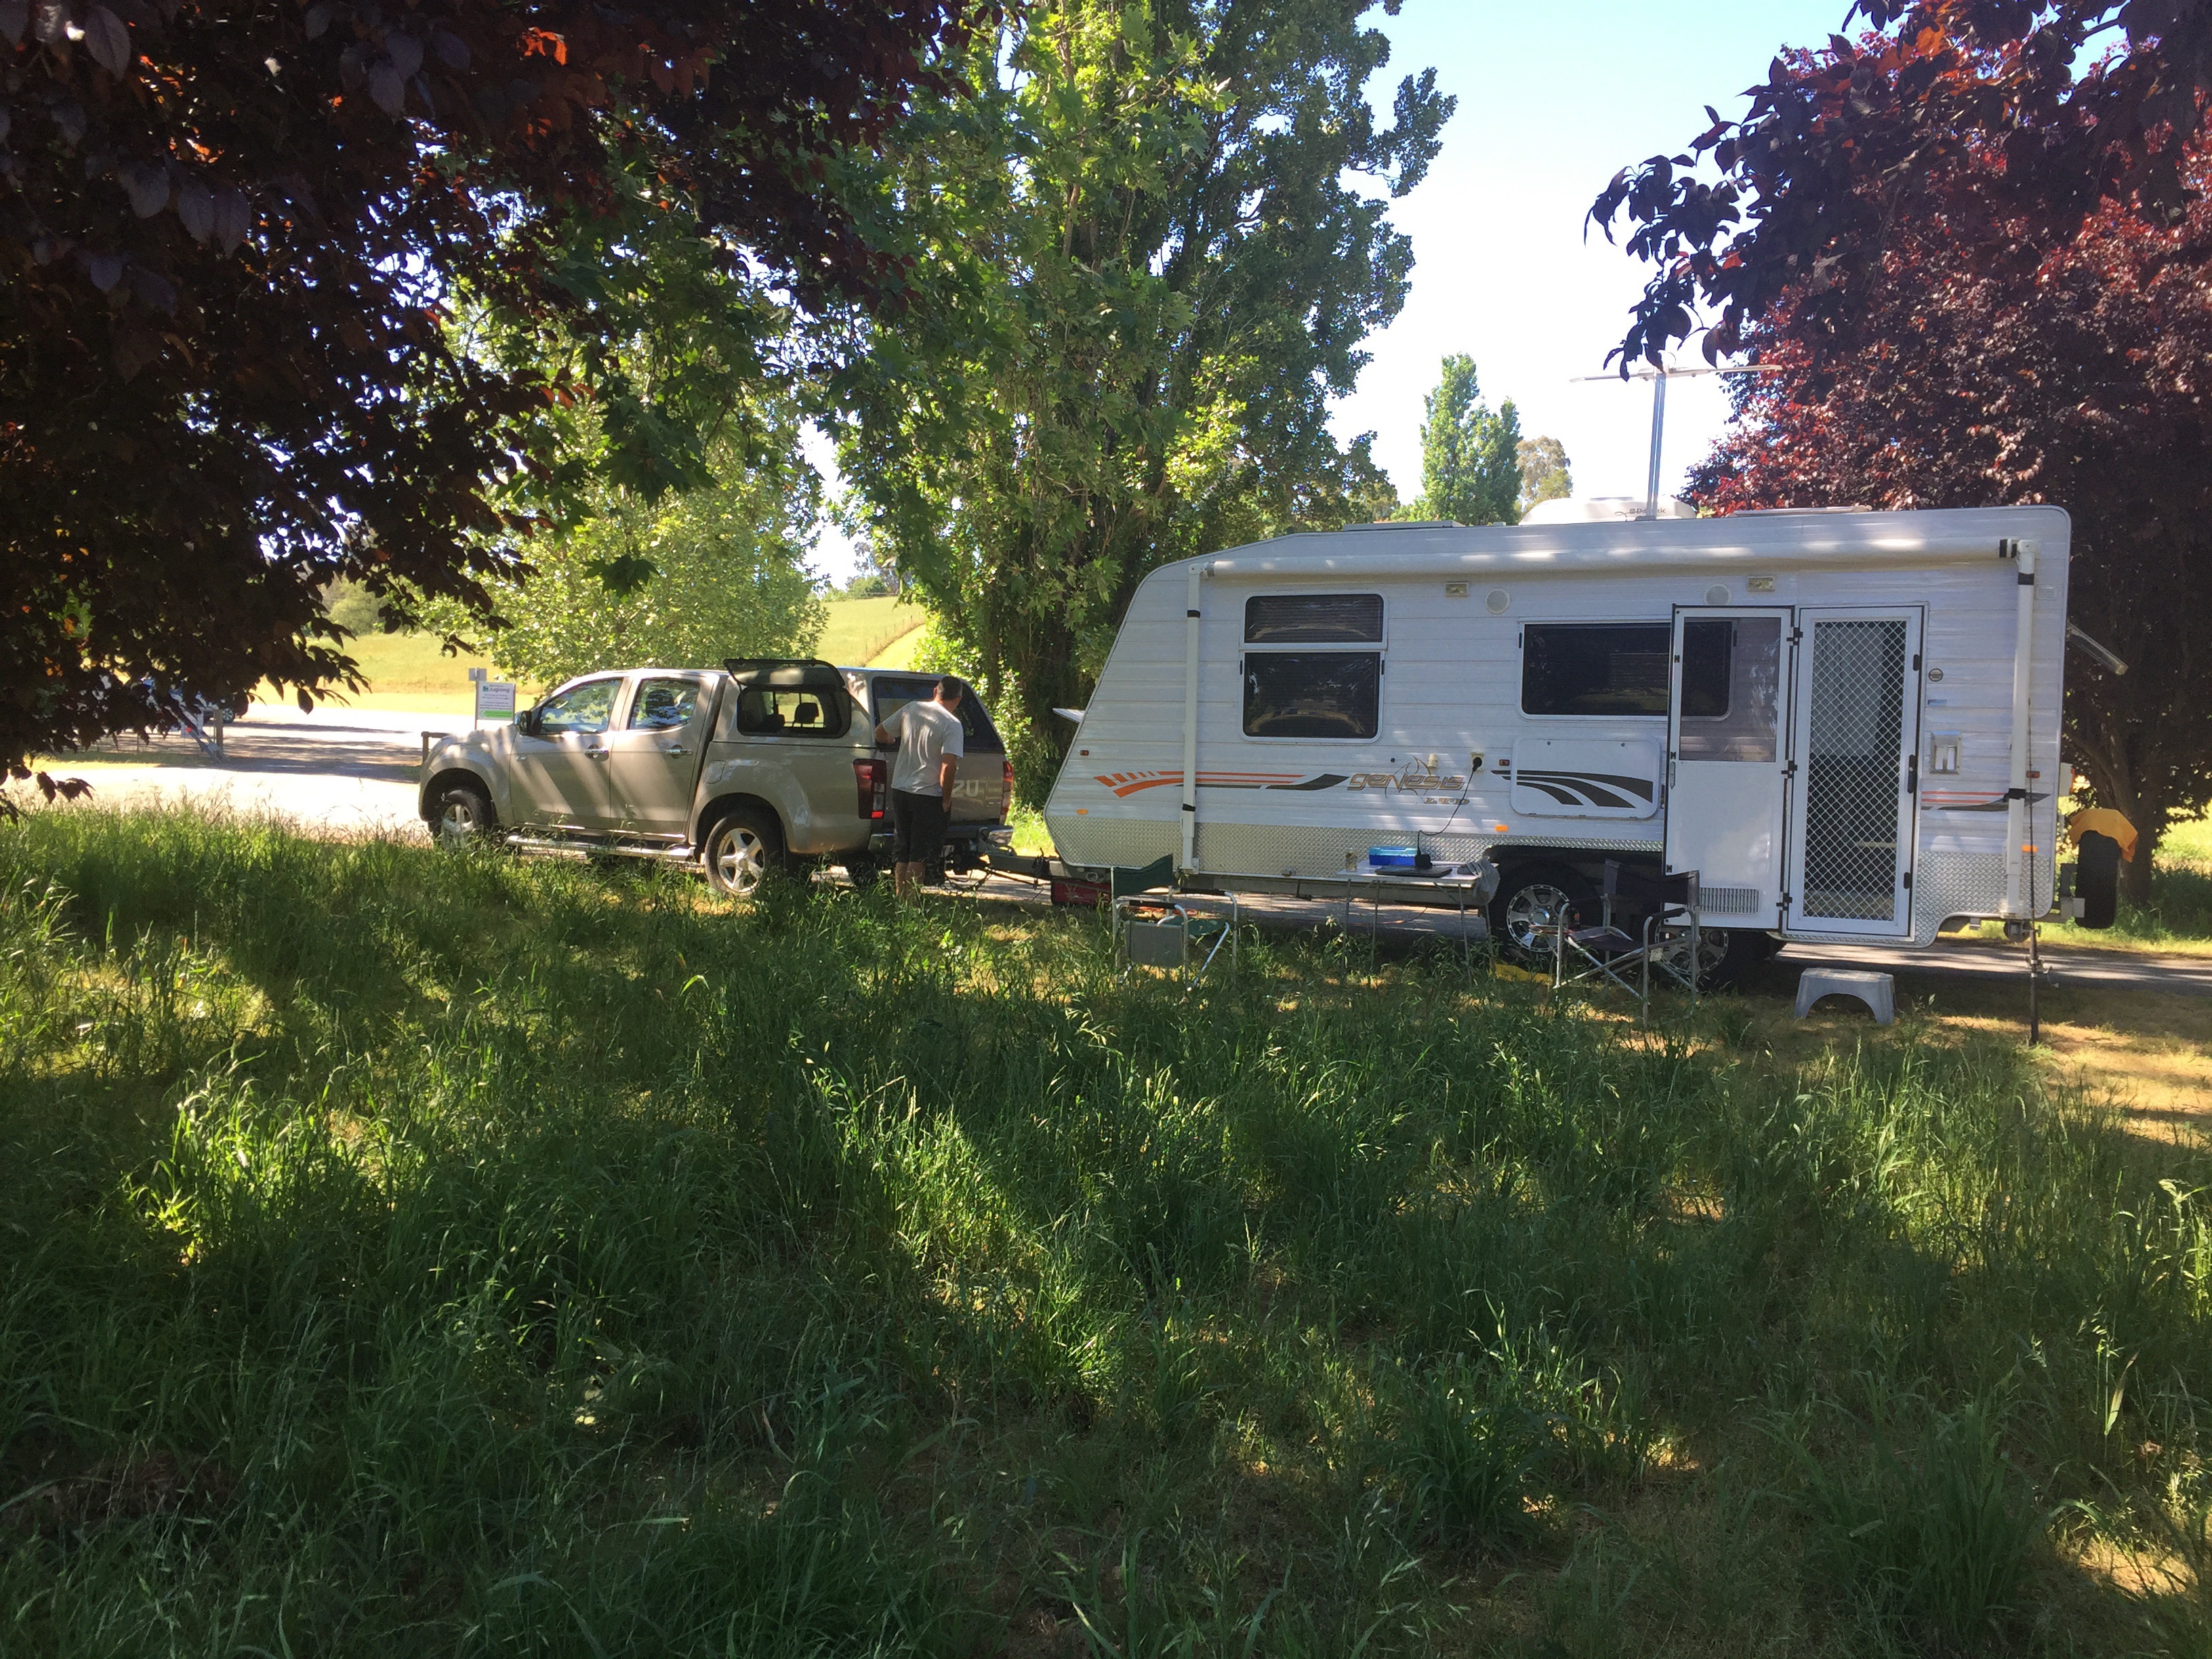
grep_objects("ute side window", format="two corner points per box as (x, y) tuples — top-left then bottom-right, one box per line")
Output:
(1242, 594), (1383, 739)
(628, 677), (705, 731)
(535, 678), (620, 736)
(1520, 623), (1671, 718)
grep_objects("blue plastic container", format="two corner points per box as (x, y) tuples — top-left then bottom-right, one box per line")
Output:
(1368, 845), (1419, 869)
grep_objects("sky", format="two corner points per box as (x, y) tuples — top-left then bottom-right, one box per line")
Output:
(808, 0), (1858, 581)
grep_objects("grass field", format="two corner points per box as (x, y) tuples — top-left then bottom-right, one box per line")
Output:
(818, 593), (927, 669)
(264, 597), (928, 717)
(4, 807), (2211, 1655)
(249, 632), (503, 717)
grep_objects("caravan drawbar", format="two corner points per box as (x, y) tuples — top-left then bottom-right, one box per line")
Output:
(1042, 506), (2076, 971)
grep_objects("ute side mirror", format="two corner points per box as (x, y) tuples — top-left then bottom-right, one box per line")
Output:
(516, 708), (542, 737)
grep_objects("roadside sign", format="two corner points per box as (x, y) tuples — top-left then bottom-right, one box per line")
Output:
(474, 680), (516, 724)
(468, 667), (488, 683)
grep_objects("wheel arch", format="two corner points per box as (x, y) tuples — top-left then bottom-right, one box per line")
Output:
(693, 790), (787, 848)
(422, 766), (498, 823)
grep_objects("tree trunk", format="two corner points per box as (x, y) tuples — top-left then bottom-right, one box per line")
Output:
(1008, 621), (1081, 811)
(2068, 711), (2162, 906)
(2125, 818), (2162, 906)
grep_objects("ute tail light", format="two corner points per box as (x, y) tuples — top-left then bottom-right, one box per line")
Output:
(1000, 757), (1016, 821)
(853, 758), (886, 821)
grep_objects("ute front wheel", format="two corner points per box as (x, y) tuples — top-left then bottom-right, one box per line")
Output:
(703, 809), (785, 899)
(434, 780), (496, 848)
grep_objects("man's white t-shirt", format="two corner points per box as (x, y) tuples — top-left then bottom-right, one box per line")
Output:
(888, 698), (965, 797)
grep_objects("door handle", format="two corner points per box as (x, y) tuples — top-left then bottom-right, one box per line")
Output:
(662, 745), (689, 756)
(585, 748), (609, 760)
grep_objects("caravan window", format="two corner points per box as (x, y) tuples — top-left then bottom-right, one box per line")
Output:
(1242, 592), (1383, 739)
(1521, 623), (1671, 717)
(1678, 617), (1781, 761)
(1244, 594), (1384, 644)
(1243, 653), (1380, 739)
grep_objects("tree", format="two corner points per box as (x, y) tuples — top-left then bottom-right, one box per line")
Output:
(3, 0), (972, 788)
(1590, 2), (2212, 371)
(457, 429), (826, 689)
(1409, 354), (1521, 525)
(834, 0), (1448, 796)
(1685, 121), (2212, 899)
(1516, 436), (1572, 514)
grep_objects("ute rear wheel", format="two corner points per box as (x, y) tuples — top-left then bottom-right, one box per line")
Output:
(703, 808), (785, 899)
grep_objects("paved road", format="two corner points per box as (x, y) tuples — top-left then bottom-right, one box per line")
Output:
(28, 704), (455, 836)
(28, 709), (2212, 1000)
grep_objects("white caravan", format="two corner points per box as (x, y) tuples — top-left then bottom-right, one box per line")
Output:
(1043, 505), (2076, 977)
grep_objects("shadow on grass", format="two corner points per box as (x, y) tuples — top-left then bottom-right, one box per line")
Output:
(2, 806), (2209, 1655)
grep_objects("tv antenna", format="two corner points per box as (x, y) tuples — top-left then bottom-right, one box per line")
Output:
(1571, 362), (1786, 520)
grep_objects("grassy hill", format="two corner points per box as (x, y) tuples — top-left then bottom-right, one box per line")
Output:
(816, 592), (925, 668)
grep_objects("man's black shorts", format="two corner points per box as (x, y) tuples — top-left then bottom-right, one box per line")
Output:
(890, 788), (949, 863)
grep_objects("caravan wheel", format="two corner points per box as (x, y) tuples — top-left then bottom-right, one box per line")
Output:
(1489, 865), (1591, 964)
(1658, 927), (1769, 991)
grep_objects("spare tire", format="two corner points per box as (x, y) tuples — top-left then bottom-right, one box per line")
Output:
(2076, 830), (2122, 929)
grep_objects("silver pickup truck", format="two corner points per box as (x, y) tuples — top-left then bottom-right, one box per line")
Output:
(417, 658), (1015, 895)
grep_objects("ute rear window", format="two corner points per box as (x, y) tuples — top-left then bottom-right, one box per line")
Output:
(871, 677), (1004, 753)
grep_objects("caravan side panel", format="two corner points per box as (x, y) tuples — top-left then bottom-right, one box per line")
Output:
(1046, 506), (2071, 949)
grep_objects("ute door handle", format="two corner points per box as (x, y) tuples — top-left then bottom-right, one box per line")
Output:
(662, 745), (689, 756)
(584, 747), (609, 760)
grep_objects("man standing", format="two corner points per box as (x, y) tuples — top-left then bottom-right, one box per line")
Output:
(875, 676), (966, 898)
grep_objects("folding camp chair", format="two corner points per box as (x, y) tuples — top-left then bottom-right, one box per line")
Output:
(1551, 862), (1702, 1023)
(1111, 855), (1235, 981)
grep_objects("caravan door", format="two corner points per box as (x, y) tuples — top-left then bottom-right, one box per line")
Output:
(1666, 609), (1791, 924)
(1784, 609), (1923, 937)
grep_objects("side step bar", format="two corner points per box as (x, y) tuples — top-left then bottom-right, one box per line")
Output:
(504, 834), (699, 863)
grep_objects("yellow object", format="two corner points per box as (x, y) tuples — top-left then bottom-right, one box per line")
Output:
(2066, 806), (2137, 863)
(1493, 960), (1551, 985)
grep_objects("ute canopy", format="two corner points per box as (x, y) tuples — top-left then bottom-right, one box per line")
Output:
(724, 657), (848, 694)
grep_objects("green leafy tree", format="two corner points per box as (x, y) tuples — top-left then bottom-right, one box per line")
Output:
(3, 0), (974, 789)
(430, 174), (827, 689)
(1410, 354), (1521, 525)
(1517, 436), (1572, 514)
(834, 0), (1448, 796)
(458, 424), (825, 690)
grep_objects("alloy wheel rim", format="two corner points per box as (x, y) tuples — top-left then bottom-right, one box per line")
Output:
(716, 828), (766, 895)
(1503, 883), (1573, 955)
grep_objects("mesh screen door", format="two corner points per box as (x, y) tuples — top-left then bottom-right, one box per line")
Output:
(1789, 613), (1918, 933)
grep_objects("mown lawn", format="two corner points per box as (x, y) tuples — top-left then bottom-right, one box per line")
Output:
(4, 808), (2211, 1656)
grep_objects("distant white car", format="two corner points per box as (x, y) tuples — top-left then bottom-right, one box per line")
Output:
(417, 659), (1015, 895)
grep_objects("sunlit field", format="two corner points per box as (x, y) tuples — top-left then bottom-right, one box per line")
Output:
(4, 807), (2211, 1656)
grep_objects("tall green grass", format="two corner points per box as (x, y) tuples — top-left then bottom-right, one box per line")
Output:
(3, 807), (2209, 1654)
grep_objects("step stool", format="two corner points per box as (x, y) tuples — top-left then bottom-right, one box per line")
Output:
(1793, 968), (1896, 1025)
